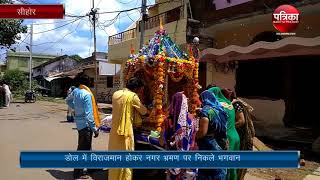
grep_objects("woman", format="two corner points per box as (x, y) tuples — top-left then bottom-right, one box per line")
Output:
(66, 86), (76, 122)
(196, 90), (228, 180)
(222, 89), (255, 180)
(208, 87), (240, 180)
(160, 92), (198, 180)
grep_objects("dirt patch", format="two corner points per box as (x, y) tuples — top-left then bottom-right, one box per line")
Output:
(248, 158), (320, 180)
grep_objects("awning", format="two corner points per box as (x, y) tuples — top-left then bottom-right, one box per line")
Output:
(200, 36), (320, 63)
(44, 76), (63, 82)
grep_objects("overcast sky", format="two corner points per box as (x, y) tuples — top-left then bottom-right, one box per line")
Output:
(0, 0), (155, 63)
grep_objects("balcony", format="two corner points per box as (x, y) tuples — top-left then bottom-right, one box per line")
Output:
(138, 6), (184, 31)
(108, 28), (137, 45)
(108, 5), (187, 63)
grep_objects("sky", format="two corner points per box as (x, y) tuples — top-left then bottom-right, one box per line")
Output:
(0, 0), (155, 62)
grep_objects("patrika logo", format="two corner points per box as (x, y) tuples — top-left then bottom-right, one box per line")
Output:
(272, 5), (300, 33)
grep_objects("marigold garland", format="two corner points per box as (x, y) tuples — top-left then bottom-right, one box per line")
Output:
(124, 47), (201, 131)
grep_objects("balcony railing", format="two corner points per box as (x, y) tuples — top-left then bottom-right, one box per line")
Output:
(108, 28), (137, 45)
(139, 6), (184, 31)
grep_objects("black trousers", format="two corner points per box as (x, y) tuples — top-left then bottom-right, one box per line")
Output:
(74, 127), (93, 178)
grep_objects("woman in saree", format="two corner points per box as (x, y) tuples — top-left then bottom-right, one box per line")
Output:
(222, 88), (255, 180)
(196, 90), (228, 180)
(160, 92), (198, 180)
(208, 87), (240, 180)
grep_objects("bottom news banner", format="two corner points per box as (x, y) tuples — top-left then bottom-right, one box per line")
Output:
(20, 151), (300, 169)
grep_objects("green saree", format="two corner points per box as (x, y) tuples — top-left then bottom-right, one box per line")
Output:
(208, 87), (240, 180)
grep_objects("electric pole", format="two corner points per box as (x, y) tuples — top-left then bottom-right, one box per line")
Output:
(140, 0), (147, 49)
(90, 0), (98, 96)
(29, 23), (33, 91)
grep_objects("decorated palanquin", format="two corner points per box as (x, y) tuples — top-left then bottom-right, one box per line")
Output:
(124, 27), (201, 133)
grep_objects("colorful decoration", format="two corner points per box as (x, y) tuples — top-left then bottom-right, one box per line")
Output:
(124, 27), (201, 132)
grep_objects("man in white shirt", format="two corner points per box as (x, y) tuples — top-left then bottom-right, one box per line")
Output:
(2, 81), (12, 107)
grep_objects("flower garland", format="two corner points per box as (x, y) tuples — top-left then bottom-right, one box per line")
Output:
(190, 57), (201, 115)
(124, 37), (201, 131)
(154, 55), (165, 131)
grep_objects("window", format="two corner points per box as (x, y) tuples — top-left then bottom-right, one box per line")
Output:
(107, 76), (113, 88)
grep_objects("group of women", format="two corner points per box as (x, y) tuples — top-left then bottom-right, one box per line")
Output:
(160, 85), (255, 180)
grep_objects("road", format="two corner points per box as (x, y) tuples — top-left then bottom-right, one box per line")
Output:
(0, 101), (109, 180)
(0, 101), (318, 180)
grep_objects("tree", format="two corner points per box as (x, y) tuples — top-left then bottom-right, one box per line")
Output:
(69, 54), (83, 62)
(0, 0), (28, 49)
(2, 69), (38, 95)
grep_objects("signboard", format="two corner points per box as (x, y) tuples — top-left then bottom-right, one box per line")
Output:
(0, 4), (64, 19)
(213, 0), (252, 10)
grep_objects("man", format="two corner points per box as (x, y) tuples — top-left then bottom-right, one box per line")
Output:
(2, 81), (11, 107)
(0, 81), (5, 108)
(108, 77), (148, 180)
(66, 73), (100, 179)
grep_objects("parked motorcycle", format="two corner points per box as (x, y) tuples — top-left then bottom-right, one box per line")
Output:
(25, 90), (36, 103)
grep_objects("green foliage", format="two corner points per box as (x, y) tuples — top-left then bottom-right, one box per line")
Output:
(2, 69), (38, 95)
(69, 54), (83, 62)
(0, 0), (28, 49)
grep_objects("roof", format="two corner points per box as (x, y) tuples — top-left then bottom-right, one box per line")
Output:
(7, 51), (57, 59)
(32, 55), (74, 69)
(200, 36), (320, 62)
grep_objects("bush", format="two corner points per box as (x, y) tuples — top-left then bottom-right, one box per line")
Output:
(1, 69), (38, 96)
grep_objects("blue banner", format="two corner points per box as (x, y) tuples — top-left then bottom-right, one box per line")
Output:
(20, 151), (300, 169)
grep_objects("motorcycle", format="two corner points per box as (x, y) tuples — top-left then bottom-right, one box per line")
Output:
(25, 90), (36, 103)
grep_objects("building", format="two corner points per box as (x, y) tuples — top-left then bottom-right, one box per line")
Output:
(53, 52), (121, 103)
(108, 0), (320, 147)
(32, 55), (79, 97)
(6, 51), (57, 73)
(0, 64), (6, 76)
(108, 0), (193, 87)
(193, 0), (320, 128)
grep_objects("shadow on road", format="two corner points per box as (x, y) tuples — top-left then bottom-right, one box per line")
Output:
(46, 169), (73, 180)
(46, 169), (108, 180)
(90, 169), (108, 180)
(60, 121), (74, 123)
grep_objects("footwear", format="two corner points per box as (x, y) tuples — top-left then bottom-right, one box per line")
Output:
(87, 169), (102, 174)
(75, 175), (90, 179)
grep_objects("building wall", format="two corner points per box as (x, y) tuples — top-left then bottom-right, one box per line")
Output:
(6, 52), (56, 72)
(33, 58), (78, 77)
(202, 3), (320, 129)
(156, 0), (183, 14)
(83, 68), (120, 103)
(109, 19), (188, 64)
(203, 3), (320, 48)
(205, 62), (285, 128)
(108, 0), (187, 64)
(0, 65), (6, 72)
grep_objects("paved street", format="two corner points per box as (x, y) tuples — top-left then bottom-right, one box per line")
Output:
(0, 101), (318, 180)
(0, 101), (109, 180)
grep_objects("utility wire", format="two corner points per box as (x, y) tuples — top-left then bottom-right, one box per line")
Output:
(38, 18), (85, 54)
(30, 17), (81, 26)
(96, 0), (103, 7)
(33, 17), (83, 34)
(116, 0), (137, 5)
(98, 0), (181, 14)
(65, 0), (180, 17)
